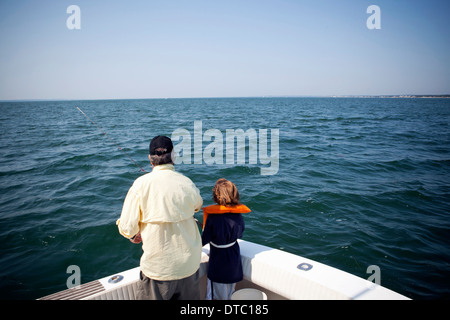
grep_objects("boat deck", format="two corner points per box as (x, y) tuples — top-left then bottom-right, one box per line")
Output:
(39, 240), (409, 300)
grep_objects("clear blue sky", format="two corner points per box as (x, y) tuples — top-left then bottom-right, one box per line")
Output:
(0, 0), (449, 100)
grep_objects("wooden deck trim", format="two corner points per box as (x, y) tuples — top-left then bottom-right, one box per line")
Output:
(39, 280), (105, 300)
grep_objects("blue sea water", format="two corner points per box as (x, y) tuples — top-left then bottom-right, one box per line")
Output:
(0, 97), (448, 300)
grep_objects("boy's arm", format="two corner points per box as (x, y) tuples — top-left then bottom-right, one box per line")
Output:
(201, 215), (212, 246)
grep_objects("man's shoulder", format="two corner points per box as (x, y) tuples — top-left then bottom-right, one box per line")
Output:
(134, 171), (152, 183)
(137, 166), (196, 187)
(160, 166), (195, 183)
(171, 169), (194, 182)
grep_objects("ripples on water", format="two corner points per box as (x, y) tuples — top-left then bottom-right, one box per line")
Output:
(0, 98), (449, 299)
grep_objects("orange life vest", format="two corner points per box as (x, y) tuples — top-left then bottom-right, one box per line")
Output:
(202, 204), (251, 229)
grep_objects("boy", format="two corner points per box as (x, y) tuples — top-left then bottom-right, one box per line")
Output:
(201, 178), (251, 300)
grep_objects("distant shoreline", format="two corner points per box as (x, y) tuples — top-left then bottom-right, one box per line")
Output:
(1, 95), (450, 102)
(327, 95), (450, 99)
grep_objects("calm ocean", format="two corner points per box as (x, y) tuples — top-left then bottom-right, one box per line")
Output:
(0, 98), (448, 299)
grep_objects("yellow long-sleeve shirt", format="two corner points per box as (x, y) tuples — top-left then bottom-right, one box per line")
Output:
(116, 164), (203, 281)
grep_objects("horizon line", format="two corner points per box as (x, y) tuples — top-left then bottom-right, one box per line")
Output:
(1, 94), (450, 102)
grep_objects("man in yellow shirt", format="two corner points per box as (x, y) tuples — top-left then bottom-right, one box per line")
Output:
(116, 136), (203, 299)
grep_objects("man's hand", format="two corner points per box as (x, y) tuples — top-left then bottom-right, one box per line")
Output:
(130, 232), (142, 244)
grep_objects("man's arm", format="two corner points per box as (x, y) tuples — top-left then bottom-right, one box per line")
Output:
(116, 186), (141, 241)
(193, 186), (203, 213)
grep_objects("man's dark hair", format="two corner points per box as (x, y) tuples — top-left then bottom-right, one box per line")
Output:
(150, 149), (173, 166)
(149, 136), (174, 166)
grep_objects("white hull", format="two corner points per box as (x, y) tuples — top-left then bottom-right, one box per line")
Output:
(40, 240), (409, 300)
